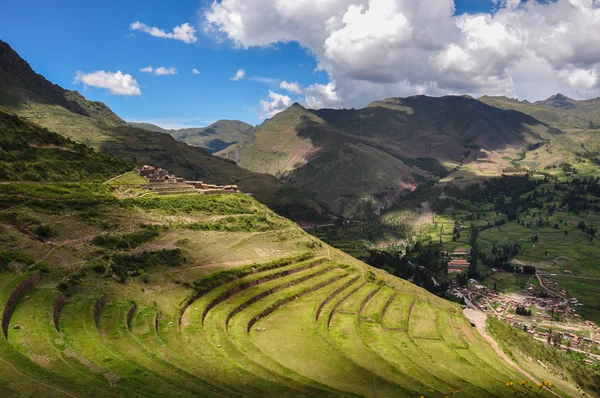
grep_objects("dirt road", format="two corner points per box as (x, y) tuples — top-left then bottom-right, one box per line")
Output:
(463, 309), (562, 398)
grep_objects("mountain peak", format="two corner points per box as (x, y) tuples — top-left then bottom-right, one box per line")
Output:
(537, 93), (575, 109)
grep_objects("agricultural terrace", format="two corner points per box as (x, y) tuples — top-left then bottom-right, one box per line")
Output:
(0, 179), (569, 397)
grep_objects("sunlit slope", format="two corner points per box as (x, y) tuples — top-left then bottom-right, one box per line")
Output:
(219, 96), (559, 217)
(0, 179), (566, 397)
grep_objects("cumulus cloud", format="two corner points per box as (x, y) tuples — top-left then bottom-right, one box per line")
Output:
(74, 70), (141, 96)
(139, 66), (177, 75)
(205, 0), (600, 108)
(130, 21), (197, 44)
(192, 68), (200, 75)
(260, 91), (293, 118)
(230, 69), (246, 81)
(280, 81), (303, 94)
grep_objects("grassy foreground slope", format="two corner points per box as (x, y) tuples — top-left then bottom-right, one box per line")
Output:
(0, 174), (575, 397)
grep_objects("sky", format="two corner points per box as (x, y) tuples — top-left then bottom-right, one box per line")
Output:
(1, 0), (600, 127)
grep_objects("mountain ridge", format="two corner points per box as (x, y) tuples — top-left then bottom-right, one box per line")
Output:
(129, 119), (253, 153)
(219, 94), (559, 218)
(0, 38), (328, 221)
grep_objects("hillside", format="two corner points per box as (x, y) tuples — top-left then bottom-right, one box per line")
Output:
(130, 120), (253, 153)
(0, 39), (326, 221)
(219, 96), (559, 218)
(0, 169), (582, 397)
(0, 107), (130, 181)
(480, 94), (600, 131)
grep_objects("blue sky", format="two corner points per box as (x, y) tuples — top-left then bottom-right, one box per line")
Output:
(0, 0), (498, 127)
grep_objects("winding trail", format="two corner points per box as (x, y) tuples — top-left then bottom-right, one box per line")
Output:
(463, 309), (562, 398)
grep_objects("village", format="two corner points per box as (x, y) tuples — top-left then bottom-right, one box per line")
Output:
(136, 165), (242, 195)
(449, 248), (600, 367)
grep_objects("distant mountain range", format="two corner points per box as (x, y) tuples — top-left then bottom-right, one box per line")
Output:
(0, 39), (327, 220)
(218, 96), (563, 217)
(479, 93), (600, 130)
(129, 120), (253, 154)
(3, 37), (599, 221)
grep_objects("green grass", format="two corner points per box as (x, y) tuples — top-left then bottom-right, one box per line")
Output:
(0, 174), (590, 397)
(487, 316), (600, 397)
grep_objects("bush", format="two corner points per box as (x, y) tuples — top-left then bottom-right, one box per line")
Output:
(91, 227), (161, 250)
(111, 249), (185, 282)
(33, 225), (55, 240)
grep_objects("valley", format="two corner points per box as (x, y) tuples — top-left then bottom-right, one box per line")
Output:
(1, 34), (600, 397)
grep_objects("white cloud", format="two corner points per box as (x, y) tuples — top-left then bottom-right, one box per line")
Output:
(192, 68), (200, 75)
(280, 81), (303, 94)
(260, 91), (293, 118)
(139, 66), (177, 75)
(154, 67), (177, 75)
(130, 21), (198, 44)
(74, 70), (141, 96)
(250, 76), (280, 85)
(205, 0), (600, 107)
(230, 69), (246, 81)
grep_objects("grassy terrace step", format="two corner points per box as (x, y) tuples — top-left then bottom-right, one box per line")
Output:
(98, 300), (222, 397)
(59, 295), (196, 397)
(225, 268), (353, 396)
(193, 264), (348, 393)
(179, 253), (314, 326)
(201, 258), (327, 326)
(0, 273), (83, 397)
(251, 277), (418, 397)
(333, 282), (377, 316)
(381, 293), (413, 330)
(360, 288), (396, 323)
(226, 265), (337, 329)
(408, 300), (443, 340)
(8, 285), (118, 396)
(129, 307), (247, 397)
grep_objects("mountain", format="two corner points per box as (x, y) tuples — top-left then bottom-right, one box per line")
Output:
(219, 96), (559, 218)
(480, 94), (600, 130)
(0, 106), (130, 182)
(130, 120), (253, 153)
(0, 39), (327, 221)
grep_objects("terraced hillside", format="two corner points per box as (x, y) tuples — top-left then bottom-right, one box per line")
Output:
(0, 174), (575, 397)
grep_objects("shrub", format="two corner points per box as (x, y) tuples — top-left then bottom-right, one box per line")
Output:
(111, 249), (185, 282)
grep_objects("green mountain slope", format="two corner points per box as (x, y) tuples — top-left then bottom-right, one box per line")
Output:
(219, 97), (559, 218)
(130, 120), (253, 153)
(0, 171), (582, 396)
(0, 107), (130, 182)
(480, 94), (600, 131)
(0, 39), (326, 220)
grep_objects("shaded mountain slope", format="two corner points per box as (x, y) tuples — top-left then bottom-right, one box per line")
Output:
(0, 107), (130, 182)
(0, 39), (327, 220)
(130, 120), (253, 153)
(219, 96), (558, 218)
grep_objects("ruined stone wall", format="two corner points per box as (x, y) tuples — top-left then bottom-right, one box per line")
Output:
(2, 272), (41, 339)
(53, 293), (67, 331)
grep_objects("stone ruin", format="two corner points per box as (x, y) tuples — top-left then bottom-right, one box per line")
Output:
(136, 165), (240, 196)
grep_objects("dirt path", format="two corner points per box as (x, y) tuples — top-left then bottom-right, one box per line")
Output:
(463, 309), (562, 398)
(536, 274), (569, 306)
